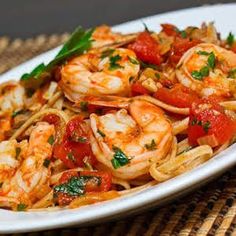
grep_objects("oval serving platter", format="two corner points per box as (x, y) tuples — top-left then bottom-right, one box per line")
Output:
(0, 3), (236, 234)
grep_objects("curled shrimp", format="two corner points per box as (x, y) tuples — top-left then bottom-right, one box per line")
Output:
(176, 43), (236, 98)
(90, 100), (173, 180)
(0, 122), (55, 209)
(60, 48), (140, 103)
(0, 81), (25, 115)
(0, 140), (19, 182)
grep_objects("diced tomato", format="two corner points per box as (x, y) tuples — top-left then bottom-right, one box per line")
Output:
(154, 84), (199, 108)
(161, 24), (179, 37)
(131, 82), (151, 96)
(188, 98), (236, 146)
(170, 37), (201, 64)
(53, 116), (96, 168)
(128, 31), (162, 65)
(42, 114), (60, 125)
(80, 171), (112, 192)
(59, 171), (78, 184)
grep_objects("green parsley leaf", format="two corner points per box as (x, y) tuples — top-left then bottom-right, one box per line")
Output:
(15, 147), (21, 159)
(128, 56), (139, 65)
(226, 32), (235, 47)
(100, 48), (115, 59)
(17, 203), (27, 211)
(67, 152), (76, 162)
(12, 109), (24, 118)
(54, 176), (101, 196)
(97, 129), (105, 137)
(47, 135), (55, 145)
(109, 55), (123, 70)
(207, 52), (216, 69)
(191, 66), (209, 80)
(197, 51), (211, 56)
(80, 101), (88, 111)
(140, 61), (160, 70)
(228, 68), (236, 78)
(111, 146), (129, 169)
(20, 27), (94, 89)
(155, 73), (161, 79)
(203, 121), (211, 133)
(145, 139), (157, 151)
(43, 159), (51, 168)
(180, 30), (187, 38)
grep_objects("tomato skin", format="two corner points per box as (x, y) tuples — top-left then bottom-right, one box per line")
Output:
(59, 171), (78, 184)
(161, 24), (179, 37)
(188, 99), (236, 146)
(128, 32), (162, 65)
(80, 171), (112, 192)
(42, 114), (60, 125)
(131, 83), (151, 96)
(154, 84), (199, 108)
(53, 116), (96, 168)
(170, 37), (201, 64)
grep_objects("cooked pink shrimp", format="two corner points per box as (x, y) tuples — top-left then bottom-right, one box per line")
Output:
(0, 122), (55, 209)
(0, 81), (25, 115)
(60, 48), (140, 103)
(92, 25), (125, 48)
(0, 140), (19, 182)
(90, 100), (173, 179)
(176, 43), (236, 97)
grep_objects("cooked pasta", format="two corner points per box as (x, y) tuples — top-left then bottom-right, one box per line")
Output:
(0, 23), (236, 211)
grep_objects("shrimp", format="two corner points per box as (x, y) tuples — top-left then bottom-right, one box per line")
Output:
(0, 140), (19, 182)
(0, 81), (25, 115)
(0, 122), (55, 209)
(92, 25), (135, 48)
(60, 48), (140, 103)
(176, 43), (236, 98)
(90, 100), (173, 179)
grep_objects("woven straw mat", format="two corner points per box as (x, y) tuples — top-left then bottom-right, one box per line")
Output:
(0, 35), (236, 236)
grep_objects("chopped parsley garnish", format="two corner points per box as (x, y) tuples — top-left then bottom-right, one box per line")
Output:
(197, 51), (211, 56)
(101, 48), (115, 59)
(109, 55), (123, 70)
(15, 147), (21, 159)
(17, 203), (27, 211)
(145, 139), (157, 151)
(140, 61), (160, 70)
(97, 129), (105, 137)
(111, 146), (129, 169)
(155, 73), (161, 79)
(43, 159), (51, 168)
(226, 32), (235, 47)
(20, 26), (94, 89)
(178, 146), (192, 155)
(207, 52), (216, 69)
(70, 131), (87, 143)
(54, 176), (101, 196)
(67, 152), (76, 162)
(12, 109), (24, 118)
(228, 68), (236, 78)
(191, 118), (211, 133)
(47, 135), (55, 145)
(191, 66), (209, 80)
(128, 56), (139, 65)
(80, 101), (88, 111)
(203, 121), (211, 133)
(180, 30), (187, 38)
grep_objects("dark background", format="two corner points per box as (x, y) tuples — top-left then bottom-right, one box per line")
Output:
(0, 0), (234, 39)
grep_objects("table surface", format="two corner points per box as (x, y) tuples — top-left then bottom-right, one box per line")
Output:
(0, 0), (234, 38)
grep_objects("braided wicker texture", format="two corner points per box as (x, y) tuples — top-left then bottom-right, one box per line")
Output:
(0, 36), (236, 236)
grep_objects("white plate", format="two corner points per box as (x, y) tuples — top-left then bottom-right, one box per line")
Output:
(1, 3), (236, 234)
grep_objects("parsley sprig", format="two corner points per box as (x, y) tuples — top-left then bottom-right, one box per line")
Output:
(111, 146), (129, 169)
(20, 26), (94, 89)
(226, 32), (235, 47)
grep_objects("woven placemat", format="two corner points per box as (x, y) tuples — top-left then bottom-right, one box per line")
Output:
(0, 35), (236, 236)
